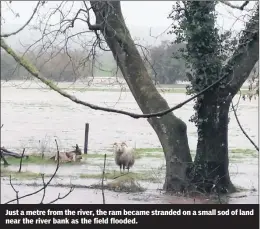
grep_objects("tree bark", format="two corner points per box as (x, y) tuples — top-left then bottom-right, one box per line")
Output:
(90, 1), (192, 191)
(188, 92), (236, 193)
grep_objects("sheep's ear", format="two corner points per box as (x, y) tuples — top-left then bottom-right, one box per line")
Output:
(121, 142), (127, 146)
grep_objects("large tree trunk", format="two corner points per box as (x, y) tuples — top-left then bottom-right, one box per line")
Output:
(90, 1), (192, 191)
(188, 93), (236, 193)
(189, 5), (259, 194)
(182, 2), (258, 194)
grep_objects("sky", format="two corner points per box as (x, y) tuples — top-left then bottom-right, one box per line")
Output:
(1, 1), (257, 50)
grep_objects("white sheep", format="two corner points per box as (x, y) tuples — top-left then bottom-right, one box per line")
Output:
(113, 142), (135, 173)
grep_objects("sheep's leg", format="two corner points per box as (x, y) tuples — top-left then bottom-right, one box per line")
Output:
(123, 165), (125, 173)
(127, 167), (129, 173)
(120, 165), (122, 173)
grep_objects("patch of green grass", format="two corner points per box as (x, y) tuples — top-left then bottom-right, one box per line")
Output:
(0, 169), (52, 180)
(135, 148), (163, 154)
(134, 148), (163, 159)
(4, 155), (56, 165)
(230, 149), (258, 158)
(83, 148), (164, 160)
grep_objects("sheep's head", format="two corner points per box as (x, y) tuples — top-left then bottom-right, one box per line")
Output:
(112, 142), (120, 153)
(121, 142), (128, 150)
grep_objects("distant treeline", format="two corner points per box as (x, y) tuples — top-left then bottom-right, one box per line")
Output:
(1, 41), (188, 84)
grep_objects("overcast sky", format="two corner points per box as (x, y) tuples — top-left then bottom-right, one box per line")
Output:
(1, 1), (257, 49)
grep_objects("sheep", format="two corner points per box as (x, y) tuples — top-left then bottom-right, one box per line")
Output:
(113, 142), (135, 173)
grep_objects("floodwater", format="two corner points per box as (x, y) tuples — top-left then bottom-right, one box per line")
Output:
(1, 80), (259, 204)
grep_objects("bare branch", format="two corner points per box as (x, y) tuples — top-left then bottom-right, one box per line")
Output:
(9, 175), (19, 204)
(219, 1), (250, 11)
(231, 101), (259, 151)
(4, 139), (60, 204)
(39, 174), (46, 204)
(1, 37), (232, 119)
(47, 187), (74, 204)
(225, 6), (259, 95)
(1, 1), (41, 38)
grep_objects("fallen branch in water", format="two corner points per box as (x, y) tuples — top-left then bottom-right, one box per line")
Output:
(1, 147), (29, 159)
(0, 151), (9, 166)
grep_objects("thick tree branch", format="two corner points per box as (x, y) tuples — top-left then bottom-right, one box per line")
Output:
(224, 7), (259, 96)
(219, 1), (249, 11)
(1, 37), (230, 119)
(1, 1), (41, 38)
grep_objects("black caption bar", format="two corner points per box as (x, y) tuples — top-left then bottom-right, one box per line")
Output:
(1, 204), (259, 228)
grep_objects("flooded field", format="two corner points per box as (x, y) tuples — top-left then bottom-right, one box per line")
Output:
(1, 80), (259, 204)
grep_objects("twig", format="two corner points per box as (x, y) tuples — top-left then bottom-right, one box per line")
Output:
(231, 101), (259, 151)
(9, 175), (19, 204)
(101, 154), (106, 204)
(1, 2), (41, 38)
(18, 148), (25, 173)
(39, 174), (46, 204)
(47, 186), (74, 204)
(4, 139), (61, 204)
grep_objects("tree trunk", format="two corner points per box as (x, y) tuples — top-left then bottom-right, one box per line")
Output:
(90, 1), (192, 191)
(189, 93), (236, 193)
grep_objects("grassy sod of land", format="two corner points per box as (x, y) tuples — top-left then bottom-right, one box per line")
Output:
(1, 148), (256, 182)
(2, 148), (256, 165)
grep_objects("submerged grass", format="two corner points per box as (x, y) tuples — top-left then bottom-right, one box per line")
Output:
(2, 155), (56, 165)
